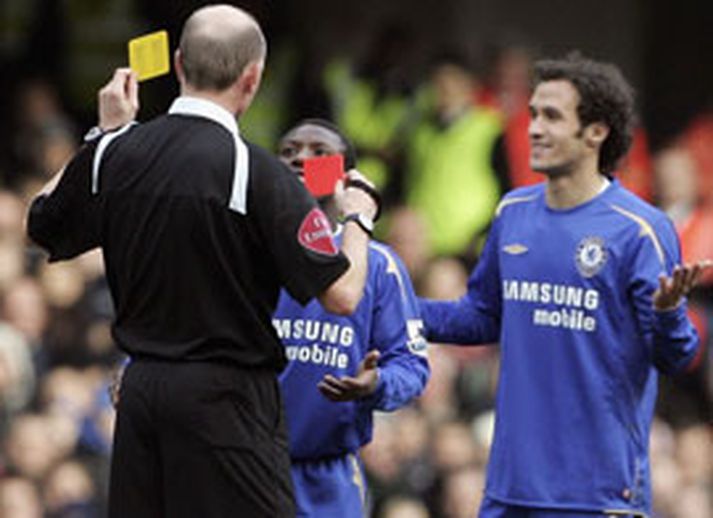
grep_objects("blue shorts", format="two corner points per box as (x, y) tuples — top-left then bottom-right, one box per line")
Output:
(291, 453), (367, 518)
(479, 496), (648, 518)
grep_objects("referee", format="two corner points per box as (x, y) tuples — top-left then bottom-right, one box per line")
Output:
(26, 5), (377, 518)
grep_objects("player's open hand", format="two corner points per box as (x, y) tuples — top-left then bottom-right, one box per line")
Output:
(653, 260), (712, 311)
(98, 68), (139, 130)
(318, 350), (380, 402)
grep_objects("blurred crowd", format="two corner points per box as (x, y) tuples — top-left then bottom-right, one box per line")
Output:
(0, 23), (711, 518)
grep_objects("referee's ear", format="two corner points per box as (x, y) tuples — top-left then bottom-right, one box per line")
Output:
(235, 60), (263, 115)
(174, 50), (186, 84)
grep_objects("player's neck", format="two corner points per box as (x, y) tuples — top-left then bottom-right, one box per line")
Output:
(545, 164), (609, 210)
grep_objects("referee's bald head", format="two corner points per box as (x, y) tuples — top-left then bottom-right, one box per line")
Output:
(178, 4), (266, 91)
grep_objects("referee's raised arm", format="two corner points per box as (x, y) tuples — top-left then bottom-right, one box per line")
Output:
(25, 5), (374, 518)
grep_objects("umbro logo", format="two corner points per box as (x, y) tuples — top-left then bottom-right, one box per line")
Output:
(503, 243), (528, 255)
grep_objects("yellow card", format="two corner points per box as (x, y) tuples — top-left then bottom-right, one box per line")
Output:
(128, 30), (170, 82)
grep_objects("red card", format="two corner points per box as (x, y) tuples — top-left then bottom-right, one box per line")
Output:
(304, 155), (345, 197)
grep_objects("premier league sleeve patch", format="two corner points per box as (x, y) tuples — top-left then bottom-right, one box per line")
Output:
(575, 236), (608, 278)
(297, 208), (339, 256)
(406, 319), (428, 357)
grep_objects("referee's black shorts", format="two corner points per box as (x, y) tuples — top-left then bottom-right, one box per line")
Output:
(109, 358), (295, 518)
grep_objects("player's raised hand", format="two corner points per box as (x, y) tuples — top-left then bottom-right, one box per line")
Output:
(98, 68), (139, 130)
(653, 260), (713, 311)
(334, 170), (379, 221)
(318, 350), (380, 402)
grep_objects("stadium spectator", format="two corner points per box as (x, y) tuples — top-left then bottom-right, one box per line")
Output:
(0, 324), (35, 436)
(677, 112), (713, 206)
(324, 21), (421, 193)
(654, 145), (713, 289)
(405, 55), (508, 260)
(440, 464), (486, 518)
(43, 460), (99, 517)
(0, 476), (43, 518)
(1, 277), (50, 375)
(383, 205), (432, 291)
(379, 494), (431, 518)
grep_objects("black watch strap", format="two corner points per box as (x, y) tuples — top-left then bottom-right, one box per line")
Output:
(83, 126), (106, 143)
(342, 213), (374, 236)
(345, 178), (382, 221)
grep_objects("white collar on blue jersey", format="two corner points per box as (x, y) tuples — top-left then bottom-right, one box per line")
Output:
(168, 96), (249, 214)
(598, 175), (611, 195)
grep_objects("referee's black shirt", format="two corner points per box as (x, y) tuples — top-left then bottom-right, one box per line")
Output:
(28, 97), (349, 371)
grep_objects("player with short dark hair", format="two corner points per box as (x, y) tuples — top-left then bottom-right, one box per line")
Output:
(274, 119), (430, 517)
(419, 53), (710, 517)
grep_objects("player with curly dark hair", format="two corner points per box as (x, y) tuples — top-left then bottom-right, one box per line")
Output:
(533, 52), (635, 176)
(418, 53), (711, 517)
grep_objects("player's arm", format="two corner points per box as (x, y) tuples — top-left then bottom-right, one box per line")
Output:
(418, 220), (502, 345)
(317, 170), (378, 315)
(318, 247), (429, 409)
(362, 248), (429, 412)
(650, 260), (711, 373)
(629, 218), (703, 373)
(258, 163), (377, 317)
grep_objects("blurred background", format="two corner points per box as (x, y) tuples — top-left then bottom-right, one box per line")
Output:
(0, 1), (711, 517)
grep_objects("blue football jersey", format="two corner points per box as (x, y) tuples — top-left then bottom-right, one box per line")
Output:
(275, 238), (429, 461)
(420, 181), (698, 515)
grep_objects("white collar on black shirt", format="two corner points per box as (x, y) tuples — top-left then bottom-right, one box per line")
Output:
(168, 96), (240, 137)
(168, 96), (249, 214)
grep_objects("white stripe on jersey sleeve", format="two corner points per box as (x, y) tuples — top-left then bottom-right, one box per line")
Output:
(91, 122), (138, 194)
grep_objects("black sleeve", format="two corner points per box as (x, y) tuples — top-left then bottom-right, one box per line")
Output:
(249, 146), (350, 304)
(27, 142), (102, 261)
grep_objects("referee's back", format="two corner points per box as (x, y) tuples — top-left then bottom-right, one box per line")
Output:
(28, 112), (349, 370)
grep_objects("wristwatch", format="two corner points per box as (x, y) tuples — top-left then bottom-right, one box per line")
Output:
(342, 213), (374, 236)
(83, 126), (106, 143)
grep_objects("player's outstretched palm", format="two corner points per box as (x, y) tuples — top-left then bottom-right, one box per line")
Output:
(653, 260), (712, 311)
(318, 350), (380, 402)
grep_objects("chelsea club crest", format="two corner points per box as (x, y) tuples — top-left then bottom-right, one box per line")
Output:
(575, 236), (608, 278)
